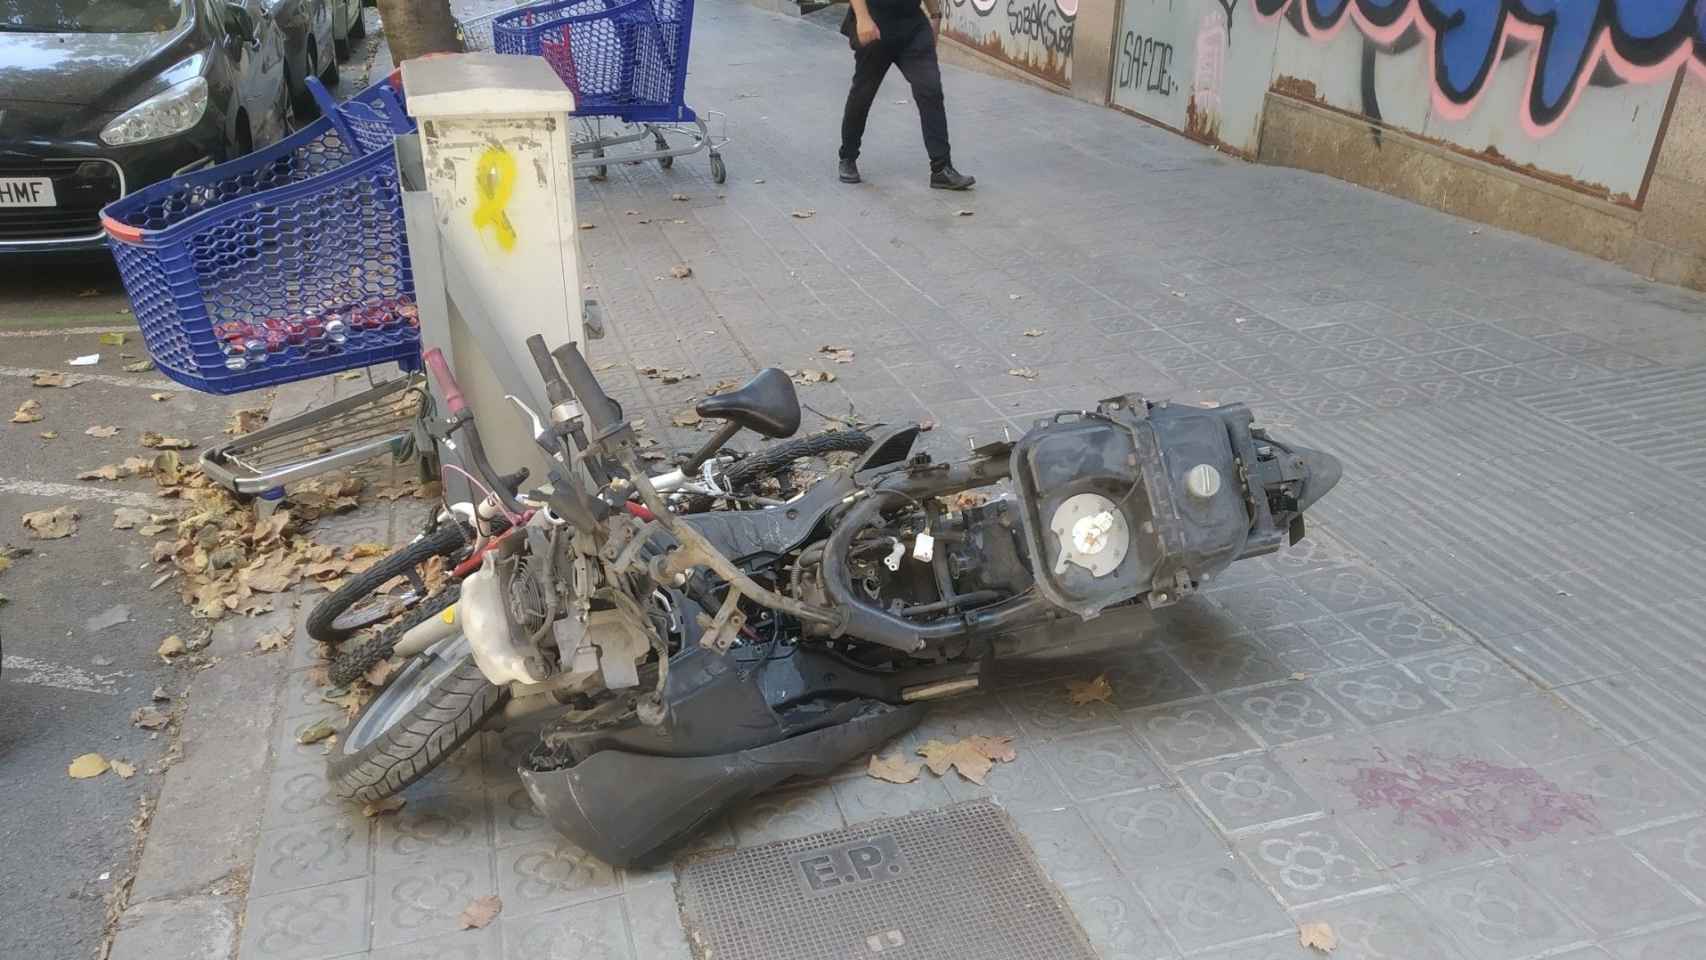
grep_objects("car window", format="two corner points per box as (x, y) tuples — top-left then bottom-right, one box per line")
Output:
(0, 0), (187, 33)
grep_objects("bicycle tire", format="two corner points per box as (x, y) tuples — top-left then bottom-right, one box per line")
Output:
(328, 640), (506, 802)
(723, 429), (872, 491)
(329, 584), (461, 688)
(305, 522), (468, 645)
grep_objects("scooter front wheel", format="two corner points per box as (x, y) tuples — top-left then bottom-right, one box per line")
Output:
(328, 633), (506, 802)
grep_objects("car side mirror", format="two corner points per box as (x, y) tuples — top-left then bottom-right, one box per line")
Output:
(223, 3), (257, 45)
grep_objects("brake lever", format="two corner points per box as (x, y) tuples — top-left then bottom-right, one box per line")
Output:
(506, 395), (549, 444)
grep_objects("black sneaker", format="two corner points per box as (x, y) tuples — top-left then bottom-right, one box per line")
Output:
(930, 163), (975, 190)
(838, 158), (862, 183)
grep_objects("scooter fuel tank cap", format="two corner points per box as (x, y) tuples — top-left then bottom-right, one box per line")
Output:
(1049, 492), (1129, 578)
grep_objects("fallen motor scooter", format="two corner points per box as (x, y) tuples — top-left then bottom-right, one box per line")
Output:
(332, 335), (1339, 866)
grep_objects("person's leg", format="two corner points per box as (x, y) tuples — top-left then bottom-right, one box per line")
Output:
(893, 25), (950, 170)
(840, 43), (894, 162)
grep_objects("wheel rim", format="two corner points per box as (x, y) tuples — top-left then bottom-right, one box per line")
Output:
(343, 633), (472, 753)
(331, 588), (422, 632)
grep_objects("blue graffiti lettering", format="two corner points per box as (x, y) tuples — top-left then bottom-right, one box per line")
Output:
(1256, 0), (1706, 128)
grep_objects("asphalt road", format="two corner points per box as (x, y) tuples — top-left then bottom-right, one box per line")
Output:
(0, 13), (388, 955)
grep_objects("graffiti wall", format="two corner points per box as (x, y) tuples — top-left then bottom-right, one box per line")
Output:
(944, 0), (1076, 87)
(1111, 0), (1706, 202)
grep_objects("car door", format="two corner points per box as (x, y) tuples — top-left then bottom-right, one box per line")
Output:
(227, 0), (290, 146)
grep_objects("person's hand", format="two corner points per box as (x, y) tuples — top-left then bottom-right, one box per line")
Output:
(856, 15), (880, 46)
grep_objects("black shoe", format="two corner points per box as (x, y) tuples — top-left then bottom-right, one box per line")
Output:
(838, 158), (861, 183)
(930, 164), (975, 190)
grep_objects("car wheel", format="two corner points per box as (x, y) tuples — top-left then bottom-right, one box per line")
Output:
(334, 32), (351, 61)
(289, 62), (320, 121)
(322, 44), (341, 84)
(349, 6), (366, 39)
(235, 113), (254, 156)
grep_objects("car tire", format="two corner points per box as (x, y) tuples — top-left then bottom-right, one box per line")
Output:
(289, 65), (320, 121)
(322, 43), (342, 83)
(349, 7), (367, 39)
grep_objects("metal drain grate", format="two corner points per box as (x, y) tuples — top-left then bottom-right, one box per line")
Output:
(675, 801), (1096, 960)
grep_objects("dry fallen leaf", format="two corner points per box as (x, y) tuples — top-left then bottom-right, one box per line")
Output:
(364, 658), (400, 687)
(123, 359), (155, 373)
(131, 706), (170, 730)
(11, 399), (43, 424)
(1066, 673), (1115, 706)
(578, 221), (596, 230)
(140, 432), (194, 450)
(671, 410), (703, 428)
(39, 430), (58, 440)
(867, 752), (922, 784)
(32, 371), (68, 388)
(85, 425), (120, 438)
(458, 895), (503, 930)
(791, 209), (815, 219)
(669, 264), (693, 279)
(670, 192), (689, 201)
(636, 365), (697, 384)
(1298, 921), (1337, 953)
(296, 720), (338, 744)
(110, 759), (137, 779)
(68, 753), (110, 779)
(916, 736), (1016, 785)
(955, 209), (974, 216)
(151, 451), (182, 486)
(22, 506), (78, 539)
(112, 507), (150, 530)
(157, 634), (186, 661)
(149, 392), (171, 402)
(818, 345), (855, 364)
(1290, 671), (1311, 681)
(1023, 328), (1046, 337)
(787, 368), (835, 385)
(255, 629), (290, 653)
(362, 796), (406, 817)
(1007, 367), (1040, 381)
(226, 408), (268, 435)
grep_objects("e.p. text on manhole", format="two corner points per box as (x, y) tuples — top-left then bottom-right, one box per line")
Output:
(675, 801), (1096, 960)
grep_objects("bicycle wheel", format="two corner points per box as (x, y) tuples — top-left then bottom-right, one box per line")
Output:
(304, 522), (468, 645)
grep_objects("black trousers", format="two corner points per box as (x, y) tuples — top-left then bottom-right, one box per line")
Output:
(839, 23), (951, 169)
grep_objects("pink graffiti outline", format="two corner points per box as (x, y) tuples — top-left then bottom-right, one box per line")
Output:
(1251, 1), (1706, 137)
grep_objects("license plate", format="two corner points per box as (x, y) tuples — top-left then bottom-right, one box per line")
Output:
(0, 177), (56, 208)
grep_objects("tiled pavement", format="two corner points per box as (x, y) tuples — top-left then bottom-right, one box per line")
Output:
(241, 1), (1706, 958)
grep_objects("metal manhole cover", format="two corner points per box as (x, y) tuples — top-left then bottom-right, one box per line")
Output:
(675, 801), (1096, 960)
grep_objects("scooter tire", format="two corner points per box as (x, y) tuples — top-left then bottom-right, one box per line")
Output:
(329, 584), (461, 688)
(305, 522), (469, 645)
(328, 642), (506, 802)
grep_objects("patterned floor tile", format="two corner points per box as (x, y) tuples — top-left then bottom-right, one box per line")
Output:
(1466, 696), (1618, 766)
(374, 790), (493, 874)
(1062, 878), (1173, 960)
(1080, 787), (1229, 872)
(494, 836), (621, 920)
(1624, 817), (1706, 900)
(1184, 755), (1323, 833)
(830, 767), (955, 823)
(1338, 604), (1469, 659)
(1316, 665), (1452, 726)
(372, 851), (496, 949)
(1235, 820), (1387, 907)
(1403, 649), (1533, 708)
(998, 682), (1124, 741)
(1410, 864), (1588, 960)
(1304, 891), (1471, 960)
(1536, 748), (1702, 833)
(1519, 840), (1699, 938)
(1134, 856), (1292, 954)
(727, 782), (844, 847)
(1012, 806), (1121, 890)
(1223, 682), (1361, 746)
(239, 877), (369, 960)
(623, 882), (692, 960)
(250, 818), (371, 898)
(1605, 918), (1706, 960)
(498, 898), (633, 960)
(1036, 727), (1169, 801)
(368, 927), (500, 960)
(1129, 698), (1262, 767)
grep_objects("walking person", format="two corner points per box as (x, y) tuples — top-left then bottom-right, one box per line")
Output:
(838, 0), (975, 189)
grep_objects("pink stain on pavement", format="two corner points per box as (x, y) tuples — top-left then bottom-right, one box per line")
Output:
(1340, 748), (1601, 852)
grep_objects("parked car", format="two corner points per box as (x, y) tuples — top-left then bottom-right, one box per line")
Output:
(0, 0), (292, 256)
(329, 0), (364, 61)
(247, 0), (336, 118)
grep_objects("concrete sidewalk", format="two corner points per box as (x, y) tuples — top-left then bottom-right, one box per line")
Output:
(128, 0), (1706, 958)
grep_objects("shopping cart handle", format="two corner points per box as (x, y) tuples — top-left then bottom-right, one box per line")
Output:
(422, 348), (468, 417)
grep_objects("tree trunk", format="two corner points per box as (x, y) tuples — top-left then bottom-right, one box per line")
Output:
(376, 0), (464, 65)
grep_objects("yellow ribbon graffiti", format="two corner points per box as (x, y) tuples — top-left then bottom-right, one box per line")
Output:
(471, 147), (517, 251)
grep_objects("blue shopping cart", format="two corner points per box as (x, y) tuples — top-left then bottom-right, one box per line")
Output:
(464, 0), (727, 182)
(101, 77), (430, 499)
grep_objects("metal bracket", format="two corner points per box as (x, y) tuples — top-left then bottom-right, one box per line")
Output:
(698, 589), (747, 654)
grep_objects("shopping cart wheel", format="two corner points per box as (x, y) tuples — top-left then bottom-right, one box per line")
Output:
(654, 130), (673, 169)
(592, 145), (608, 182)
(710, 151), (726, 185)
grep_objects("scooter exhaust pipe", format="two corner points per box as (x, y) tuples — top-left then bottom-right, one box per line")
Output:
(393, 602), (461, 658)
